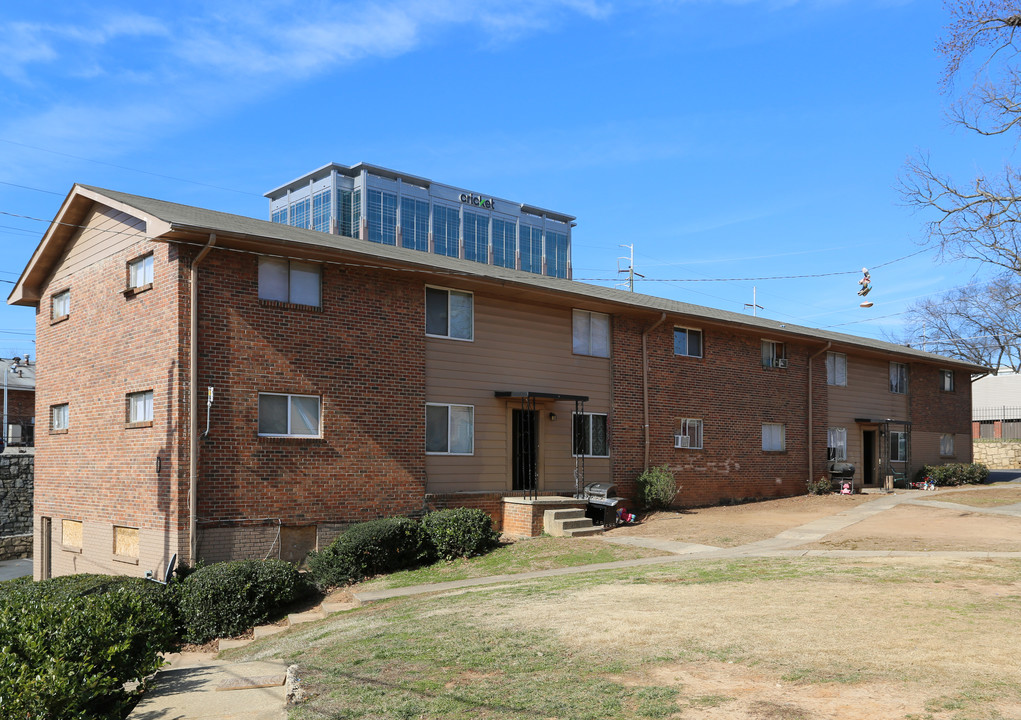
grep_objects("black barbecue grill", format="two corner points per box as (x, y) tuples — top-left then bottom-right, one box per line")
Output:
(578, 482), (621, 527)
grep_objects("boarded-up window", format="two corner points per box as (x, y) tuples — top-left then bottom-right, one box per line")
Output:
(61, 519), (82, 549)
(113, 526), (139, 558)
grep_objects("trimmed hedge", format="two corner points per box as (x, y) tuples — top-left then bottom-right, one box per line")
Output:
(0, 574), (177, 719)
(421, 508), (500, 560)
(307, 517), (433, 589)
(636, 465), (677, 509)
(918, 462), (990, 487)
(179, 558), (312, 643)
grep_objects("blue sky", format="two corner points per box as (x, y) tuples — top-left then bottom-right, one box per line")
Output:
(0, 0), (1006, 359)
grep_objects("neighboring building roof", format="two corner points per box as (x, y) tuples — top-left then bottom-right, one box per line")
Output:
(8, 184), (990, 374)
(0, 357), (35, 392)
(973, 373), (1021, 410)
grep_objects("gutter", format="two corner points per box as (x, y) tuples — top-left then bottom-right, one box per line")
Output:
(189, 234), (216, 565)
(808, 341), (832, 483)
(642, 313), (668, 470)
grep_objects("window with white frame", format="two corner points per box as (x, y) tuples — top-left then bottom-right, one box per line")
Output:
(127, 391), (153, 424)
(890, 430), (907, 462)
(940, 369), (955, 392)
(425, 403), (474, 454)
(572, 310), (610, 357)
(674, 327), (703, 357)
(890, 362), (908, 394)
(573, 413), (608, 457)
(425, 287), (473, 340)
(51, 404), (68, 432)
(826, 352), (847, 386)
(940, 433), (955, 457)
(258, 257), (321, 307)
(761, 340), (786, 368)
(762, 423), (785, 451)
(827, 427), (847, 461)
(258, 393), (321, 437)
(675, 418), (703, 449)
(127, 253), (154, 290)
(51, 290), (69, 320)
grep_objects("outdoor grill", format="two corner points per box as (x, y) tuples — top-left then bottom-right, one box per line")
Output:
(579, 482), (621, 527)
(827, 461), (856, 493)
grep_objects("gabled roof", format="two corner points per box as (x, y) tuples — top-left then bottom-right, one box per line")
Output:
(8, 184), (990, 373)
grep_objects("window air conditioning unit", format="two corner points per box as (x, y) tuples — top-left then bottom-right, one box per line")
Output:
(775, 358), (788, 368)
(674, 434), (690, 448)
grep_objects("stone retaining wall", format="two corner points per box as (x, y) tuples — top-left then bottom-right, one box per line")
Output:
(973, 441), (1021, 470)
(0, 455), (33, 560)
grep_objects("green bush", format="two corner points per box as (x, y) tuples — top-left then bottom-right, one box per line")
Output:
(421, 508), (500, 560)
(179, 559), (312, 643)
(806, 476), (833, 495)
(636, 465), (677, 510)
(0, 574), (177, 719)
(306, 517), (433, 590)
(919, 462), (990, 487)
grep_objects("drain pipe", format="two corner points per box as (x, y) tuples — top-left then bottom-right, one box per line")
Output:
(642, 313), (668, 470)
(807, 341), (832, 483)
(190, 234), (216, 566)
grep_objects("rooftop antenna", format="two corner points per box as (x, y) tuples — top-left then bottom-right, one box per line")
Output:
(744, 286), (763, 317)
(616, 244), (644, 292)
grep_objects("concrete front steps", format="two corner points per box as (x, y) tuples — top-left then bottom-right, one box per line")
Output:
(218, 600), (359, 650)
(544, 508), (603, 537)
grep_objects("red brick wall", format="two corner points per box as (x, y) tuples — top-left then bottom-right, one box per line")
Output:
(909, 365), (972, 435)
(4, 388), (34, 420)
(612, 316), (828, 507)
(192, 250), (427, 560)
(34, 238), (189, 578)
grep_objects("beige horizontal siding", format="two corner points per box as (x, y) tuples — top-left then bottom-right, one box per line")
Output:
(426, 292), (611, 493)
(52, 205), (147, 282)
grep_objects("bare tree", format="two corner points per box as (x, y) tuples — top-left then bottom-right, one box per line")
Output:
(901, 2), (1021, 272)
(901, 274), (1021, 371)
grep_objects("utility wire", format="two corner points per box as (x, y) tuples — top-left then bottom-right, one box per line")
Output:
(0, 180), (63, 196)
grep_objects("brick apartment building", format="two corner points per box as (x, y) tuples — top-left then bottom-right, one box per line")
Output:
(9, 184), (983, 580)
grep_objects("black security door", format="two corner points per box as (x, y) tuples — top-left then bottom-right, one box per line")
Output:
(512, 408), (538, 493)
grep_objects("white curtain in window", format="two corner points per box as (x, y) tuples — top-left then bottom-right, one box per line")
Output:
(827, 427), (846, 460)
(449, 291), (473, 340)
(449, 405), (473, 453)
(572, 310), (590, 354)
(590, 313), (610, 357)
(289, 262), (321, 307)
(826, 353), (846, 385)
(258, 258), (289, 302)
(762, 423), (784, 451)
(940, 434), (954, 456)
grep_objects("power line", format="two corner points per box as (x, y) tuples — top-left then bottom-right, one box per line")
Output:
(0, 180), (63, 196)
(0, 138), (262, 198)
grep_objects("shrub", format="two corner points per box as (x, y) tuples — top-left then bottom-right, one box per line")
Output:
(919, 462), (990, 487)
(421, 508), (500, 560)
(0, 574), (177, 719)
(636, 465), (677, 510)
(807, 476), (832, 495)
(179, 559), (312, 643)
(306, 517), (433, 590)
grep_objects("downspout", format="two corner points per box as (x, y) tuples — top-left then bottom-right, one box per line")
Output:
(190, 234), (216, 565)
(808, 341), (832, 482)
(642, 313), (668, 470)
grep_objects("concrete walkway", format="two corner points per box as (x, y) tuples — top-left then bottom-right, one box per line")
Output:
(0, 557), (31, 582)
(131, 486), (1021, 718)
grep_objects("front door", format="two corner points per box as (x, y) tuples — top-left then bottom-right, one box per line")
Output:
(512, 409), (538, 491)
(862, 430), (877, 485)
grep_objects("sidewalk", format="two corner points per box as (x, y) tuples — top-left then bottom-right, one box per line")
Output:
(0, 557), (31, 582)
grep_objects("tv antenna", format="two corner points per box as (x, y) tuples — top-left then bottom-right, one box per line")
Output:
(744, 286), (763, 317)
(616, 244), (644, 292)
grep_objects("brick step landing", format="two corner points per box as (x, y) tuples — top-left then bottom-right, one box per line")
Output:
(544, 508), (603, 537)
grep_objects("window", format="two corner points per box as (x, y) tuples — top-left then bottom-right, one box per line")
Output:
(573, 310), (610, 357)
(433, 204), (460, 258)
(827, 427), (847, 461)
(890, 430), (907, 462)
(271, 207), (288, 225)
(61, 519), (82, 549)
(425, 287), (473, 340)
(113, 525), (139, 559)
(547, 230), (568, 279)
(940, 369), (955, 392)
(51, 290), (69, 320)
(337, 189), (354, 237)
(762, 423), (785, 451)
(290, 197), (310, 229)
(258, 393), (321, 437)
(258, 257), (321, 307)
(127, 253), (154, 290)
(492, 218), (517, 269)
(400, 197), (429, 251)
(463, 211), (489, 264)
(367, 189), (397, 245)
(675, 418), (703, 449)
(573, 413), (609, 457)
(425, 403), (473, 454)
(312, 189), (332, 233)
(890, 362), (908, 394)
(51, 404), (68, 432)
(127, 391), (153, 424)
(826, 352), (847, 386)
(940, 433), (955, 457)
(520, 225), (543, 274)
(761, 340), (786, 368)
(674, 327), (703, 358)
